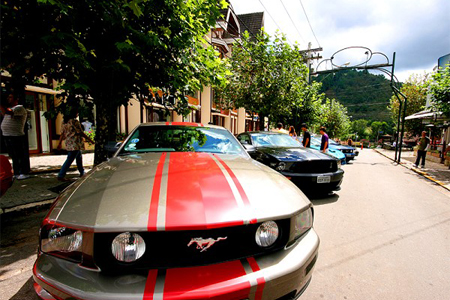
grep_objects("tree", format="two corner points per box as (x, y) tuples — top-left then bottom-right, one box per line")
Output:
(429, 65), (450, 117)
(388, 73), (428, 135)
(1, 0), (228, 164)
(351, 119), (369, 140)
(317, 99), (350, 138)
(370, 121), (392, 141)
(215, 31), (311, 128)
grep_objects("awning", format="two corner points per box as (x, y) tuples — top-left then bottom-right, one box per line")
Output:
(405, 110), (442, 120)
(211, 112), (229, 118)
(25, 85), (60, 95)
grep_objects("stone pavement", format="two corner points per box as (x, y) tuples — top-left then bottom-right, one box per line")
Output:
(0, 153), (94, 214)
(374, 148), (450, 191)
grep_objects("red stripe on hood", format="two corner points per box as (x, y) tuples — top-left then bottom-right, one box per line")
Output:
(165, 152), (244, 230)
(143, 270), (158, 300)
(214, 155), (257, 224)
(148, 153), (167, 231)
(163, 261), (250, 299)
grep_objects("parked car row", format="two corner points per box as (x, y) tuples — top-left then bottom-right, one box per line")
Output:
(237, 131), (345, 195)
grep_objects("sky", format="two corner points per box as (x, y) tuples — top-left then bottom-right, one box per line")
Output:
(229, 0), (450, 82)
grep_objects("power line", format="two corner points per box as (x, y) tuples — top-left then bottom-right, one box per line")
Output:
(280, 0), (306, 44)
(257, 0), (293, 45)
(298, 0), (320, 47)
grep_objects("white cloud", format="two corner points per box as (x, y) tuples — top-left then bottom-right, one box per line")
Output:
(230, 0), (450, 82)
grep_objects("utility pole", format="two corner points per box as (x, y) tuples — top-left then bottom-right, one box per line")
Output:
(300, 43), (323, 83)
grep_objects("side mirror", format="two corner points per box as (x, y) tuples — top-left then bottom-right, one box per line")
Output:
(242, 144), (256, 154)
(105, 141), (122, 158)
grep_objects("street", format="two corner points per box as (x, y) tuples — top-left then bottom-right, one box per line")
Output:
(1, 150), (450, 300)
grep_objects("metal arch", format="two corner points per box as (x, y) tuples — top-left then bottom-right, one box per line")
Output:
(330, 46), (373, 68)
(311, 46), (408, 164)
(372, 52), (390, 65)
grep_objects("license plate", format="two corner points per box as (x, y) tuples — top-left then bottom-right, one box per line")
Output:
(317, 176), (331, 183)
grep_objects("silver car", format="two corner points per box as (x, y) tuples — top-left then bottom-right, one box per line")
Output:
(34, 122), (319, 300)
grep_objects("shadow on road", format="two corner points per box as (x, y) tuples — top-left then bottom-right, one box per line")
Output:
(309, 193), (339, 205)
(0, 208), (46, 272)
(9, 276), (36, 300)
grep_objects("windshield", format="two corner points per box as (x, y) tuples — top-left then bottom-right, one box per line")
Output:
(329, 139), (340, 146)
(251, 133), (301, 147)
(119, 126), (246, 156)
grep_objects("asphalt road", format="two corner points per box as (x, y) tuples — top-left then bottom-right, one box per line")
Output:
(1, 149), (449, 300)
(303, 149), (450, 300)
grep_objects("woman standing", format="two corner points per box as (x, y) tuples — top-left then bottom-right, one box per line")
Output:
(57, 109), (94, 182)
(289, 126), (297, 140)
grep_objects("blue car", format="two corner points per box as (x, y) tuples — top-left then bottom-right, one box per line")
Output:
(309, 137), (346, 165)
(328, 139), (357, 162)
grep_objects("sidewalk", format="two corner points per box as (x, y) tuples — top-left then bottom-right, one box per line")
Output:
(0, 153), (94, 214)
(374, 148), (450, 191)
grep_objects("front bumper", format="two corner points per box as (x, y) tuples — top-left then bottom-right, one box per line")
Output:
(34, 229), (319, 300)
(282, 169), (344, 194)
(344, 153), (356, 161)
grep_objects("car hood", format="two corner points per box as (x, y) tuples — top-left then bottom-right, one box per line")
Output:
(47, 152), (310, 232)
(256, 146), (335, 161)
(331, 144), (354, 151)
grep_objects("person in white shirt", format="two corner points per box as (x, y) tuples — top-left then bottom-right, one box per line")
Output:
(0, 92), (30, 180)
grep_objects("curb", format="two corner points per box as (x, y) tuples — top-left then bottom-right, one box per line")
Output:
(0, 199), (54, 215)
(374, 149), (450, 192)
(30, 165), (94, 175)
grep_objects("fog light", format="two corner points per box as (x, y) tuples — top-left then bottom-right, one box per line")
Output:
(255, 221), (279, 247)
(112, 232), (146, 262)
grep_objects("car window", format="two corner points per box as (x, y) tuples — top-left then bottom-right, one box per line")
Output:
(237, 134), (251, 145)
(251, 133), (301, 147)
(119, 126), (247, 156)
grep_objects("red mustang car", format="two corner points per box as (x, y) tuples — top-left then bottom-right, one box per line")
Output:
(34, 122), (319, 300)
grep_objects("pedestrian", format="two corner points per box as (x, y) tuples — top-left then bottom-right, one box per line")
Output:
(57, 108), (94, 182)
(0, 91), (30, 180)
(301, 123), (311, 147)
(413, 131), (430, 168)
(319, 126), (329, 153)
(288, 126), (297, 139)
(273, 122), (289, 134)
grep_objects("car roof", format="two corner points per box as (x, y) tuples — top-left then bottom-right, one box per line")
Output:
(138, 122), (227, 130)
(241, 131), (288, 135)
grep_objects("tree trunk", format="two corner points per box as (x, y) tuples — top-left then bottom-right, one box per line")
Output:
(259, 112), (265, 131)
(94, 98), (118, 165)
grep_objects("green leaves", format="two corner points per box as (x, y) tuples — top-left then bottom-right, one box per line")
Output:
(428, 65), (450, 117)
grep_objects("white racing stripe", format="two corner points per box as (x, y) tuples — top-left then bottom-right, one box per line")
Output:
(156, 153), (170, 231)
(209, 154), (250, 225)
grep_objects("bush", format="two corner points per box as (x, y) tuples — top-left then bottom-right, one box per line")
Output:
(85, 129), (95, 142)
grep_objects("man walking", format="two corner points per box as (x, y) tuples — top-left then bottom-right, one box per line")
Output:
(301, 123), (311, 147)
(413, 131), (430, 168)
(0, 92), (30, 180)
(320, 126), (329, 153)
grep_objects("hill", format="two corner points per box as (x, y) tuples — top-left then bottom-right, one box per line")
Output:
(314, 69), (394, 122)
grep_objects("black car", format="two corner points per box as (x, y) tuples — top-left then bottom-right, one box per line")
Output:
(237, 131), (344, 194)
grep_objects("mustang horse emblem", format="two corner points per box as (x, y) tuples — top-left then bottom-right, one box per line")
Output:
(187, 237), (227, 252)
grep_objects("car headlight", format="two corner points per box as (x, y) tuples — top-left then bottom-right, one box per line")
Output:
(112, 232), (146, 262)
(337, 159), (342, 167)
(293, 208), (313, 240)
(255, 221), (279, 247)
(41, 226), (83, 260)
